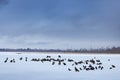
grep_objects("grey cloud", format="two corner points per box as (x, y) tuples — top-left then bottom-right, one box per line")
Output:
(0, 0), (120, 41)
(0, 0), (9, 7)
(0, 35), (52, 48)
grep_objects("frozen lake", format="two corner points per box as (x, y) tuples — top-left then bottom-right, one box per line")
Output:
(0, 52), (120, 80)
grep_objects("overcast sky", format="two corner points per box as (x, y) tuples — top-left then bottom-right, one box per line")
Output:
(0, 0), (120, 49)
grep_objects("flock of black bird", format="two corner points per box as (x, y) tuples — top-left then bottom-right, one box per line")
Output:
(2, 54), (116, 72)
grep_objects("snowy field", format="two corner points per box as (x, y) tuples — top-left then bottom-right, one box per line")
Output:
(0, 52), (120, 80)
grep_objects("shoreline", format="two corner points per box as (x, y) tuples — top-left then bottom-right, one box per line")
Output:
(0, 51), (120, 54)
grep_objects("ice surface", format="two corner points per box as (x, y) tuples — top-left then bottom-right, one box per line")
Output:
(0, 52), (120, 80)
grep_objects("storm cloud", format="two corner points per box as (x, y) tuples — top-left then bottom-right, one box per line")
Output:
(0, 0), (9, 7)
(0, 0), (120, 49)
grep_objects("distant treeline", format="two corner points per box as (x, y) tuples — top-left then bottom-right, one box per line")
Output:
(0, 47), (120, 53)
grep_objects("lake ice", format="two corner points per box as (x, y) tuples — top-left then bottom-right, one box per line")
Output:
(0, 52), (120, 80)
